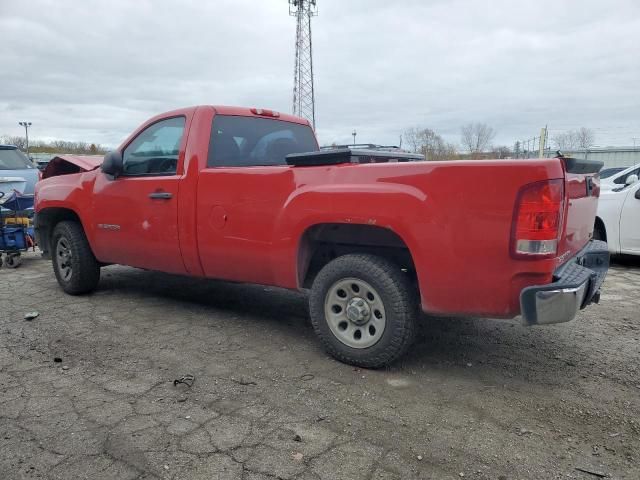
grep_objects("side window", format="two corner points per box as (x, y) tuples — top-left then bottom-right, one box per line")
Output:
(122, 117), (185, 176)
(208, 115), (318, 167)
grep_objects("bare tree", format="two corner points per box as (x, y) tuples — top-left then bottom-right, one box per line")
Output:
(575, 127), (595, 149)
(552, 128), (595, 151)
(402, 127), (423, 154)
(402, 127), (456, 160)
(0, 135), (107, 155)
(551, 132), (576, 150)
(493, 146), (512, 159)
(0, 135), (26, 150)
(460, 123), (496, 158)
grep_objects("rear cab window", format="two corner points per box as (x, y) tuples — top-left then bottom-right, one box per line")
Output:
(207, 115), (318, 167)
(0, 148), (34, 170)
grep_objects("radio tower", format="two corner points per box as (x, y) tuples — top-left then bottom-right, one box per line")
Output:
(289, 0), (317, 128)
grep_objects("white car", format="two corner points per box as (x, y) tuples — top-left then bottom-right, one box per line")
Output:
(600, 163), (640, 191)
(595, 173), (640, 255)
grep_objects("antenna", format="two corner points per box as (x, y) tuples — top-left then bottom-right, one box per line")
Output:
(289, 0), (317, 128)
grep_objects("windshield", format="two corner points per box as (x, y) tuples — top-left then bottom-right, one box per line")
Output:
(0, 148), (33, 170)
(600, 167), (626, 179)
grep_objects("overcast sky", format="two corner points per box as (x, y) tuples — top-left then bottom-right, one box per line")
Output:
(2, 0), (639, 149)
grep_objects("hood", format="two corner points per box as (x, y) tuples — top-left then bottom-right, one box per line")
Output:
(0, 169), (40, 194)
(0, 176), (28, 196)
(42, 155), (103, 179)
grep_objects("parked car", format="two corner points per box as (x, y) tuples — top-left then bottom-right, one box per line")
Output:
(34, 106), (608, 367)
(0, 145), (40, 195)
(600, 163), (640, 191)
(595, 174), (640, 255)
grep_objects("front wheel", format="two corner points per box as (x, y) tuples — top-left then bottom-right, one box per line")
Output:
(309, 254), (418, 368)
(51, 221), (100, 295)
(5, 254), (22, 268)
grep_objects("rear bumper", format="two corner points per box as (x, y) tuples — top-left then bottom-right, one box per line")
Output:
(520, 240), (609, 325)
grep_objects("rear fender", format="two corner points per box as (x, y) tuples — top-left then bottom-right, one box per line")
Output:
(273, 182), (427, 297)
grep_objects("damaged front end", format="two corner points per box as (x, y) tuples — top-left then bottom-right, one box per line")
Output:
(42, 155), (103, 179)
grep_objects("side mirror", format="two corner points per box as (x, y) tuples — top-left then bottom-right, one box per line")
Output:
(635, 188), (640, 200)
(625, 174), (639, 186)
(101, 151), (123, 178)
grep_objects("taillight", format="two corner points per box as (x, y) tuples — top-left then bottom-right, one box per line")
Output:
(511, 179), (564, 258)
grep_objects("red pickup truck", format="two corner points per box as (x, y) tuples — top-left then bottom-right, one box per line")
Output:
(34, 106), (608, 367)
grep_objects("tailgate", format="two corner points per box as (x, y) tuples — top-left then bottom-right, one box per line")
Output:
(559, 157), (603, 261)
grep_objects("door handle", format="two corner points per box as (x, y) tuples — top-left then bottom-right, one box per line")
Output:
(148, 191), (172, 200)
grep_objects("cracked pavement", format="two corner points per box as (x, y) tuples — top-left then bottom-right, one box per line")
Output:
(1, 253), (639, 479)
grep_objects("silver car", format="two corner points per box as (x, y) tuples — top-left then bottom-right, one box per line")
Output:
(0, 145), (39, 195)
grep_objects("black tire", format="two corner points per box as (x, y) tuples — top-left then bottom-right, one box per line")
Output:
(5, 254), (21, 268)
(593, 222), (606, 241)
(51, 221), (100, 295)
(309, 254), (418, 368)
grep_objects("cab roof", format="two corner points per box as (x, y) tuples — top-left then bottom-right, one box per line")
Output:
(145, 105), (311, 127)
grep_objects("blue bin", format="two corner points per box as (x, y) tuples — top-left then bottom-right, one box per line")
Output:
(0, 227), (27, 250)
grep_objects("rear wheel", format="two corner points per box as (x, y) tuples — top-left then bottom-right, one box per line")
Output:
(309, 254), (418, 368)
(51, 221), (100, 295)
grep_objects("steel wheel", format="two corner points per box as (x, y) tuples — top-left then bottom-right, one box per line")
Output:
(324, 277), (386, 348)
(51, 221), (100, 295)
(310, 254), (418, 368)
(56, 237), (73, 281)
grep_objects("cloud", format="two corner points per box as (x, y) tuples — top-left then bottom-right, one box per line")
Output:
(1, 0), (639, 148)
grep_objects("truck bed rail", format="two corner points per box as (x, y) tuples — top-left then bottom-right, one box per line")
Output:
(286, 148), (425, 166)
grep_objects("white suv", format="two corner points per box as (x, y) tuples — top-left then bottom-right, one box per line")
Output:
(596, 175), (640, 256)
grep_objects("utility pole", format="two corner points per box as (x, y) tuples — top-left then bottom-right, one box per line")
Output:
(544, 125), (549, 153)
(18, 121), (32, 158)
(352, 130), (357, 145)
(633, 137), (639, 149)
(289, 0), (318, 128)
(539, 126), (547, 158)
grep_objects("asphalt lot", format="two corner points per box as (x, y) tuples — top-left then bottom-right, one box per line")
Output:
(1, 252), (639, 480)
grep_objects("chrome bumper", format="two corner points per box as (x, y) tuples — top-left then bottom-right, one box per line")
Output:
(520, 240), (609, 326)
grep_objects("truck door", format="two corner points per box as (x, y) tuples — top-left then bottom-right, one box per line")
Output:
(619, 182), (640, 254)
(91, 116), (187, 273)
(196, 113), (318, 285)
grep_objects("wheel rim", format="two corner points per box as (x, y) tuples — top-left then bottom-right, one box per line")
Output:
(324, 277), (386, 349)
(56, 237), (73, 281)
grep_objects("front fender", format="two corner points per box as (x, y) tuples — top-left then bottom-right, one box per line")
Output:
(35, 172), (97, 248)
